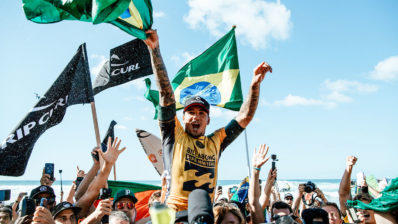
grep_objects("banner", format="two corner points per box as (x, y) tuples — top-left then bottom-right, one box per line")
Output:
(108, 180), (161, 221)
(0, 44), (93, 176)
(93, 39), (153, 95)
(145, 28), (243, 119)
(22, 0), (153, 39)
(101, 120), (117, 151)
(230, 176), (249, 203)
(348, 177), (398, 212)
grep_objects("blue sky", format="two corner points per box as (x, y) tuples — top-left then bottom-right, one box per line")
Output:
(0, 0), (397, 182)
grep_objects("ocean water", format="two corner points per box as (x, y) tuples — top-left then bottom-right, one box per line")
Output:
(0, 179), (340, 205)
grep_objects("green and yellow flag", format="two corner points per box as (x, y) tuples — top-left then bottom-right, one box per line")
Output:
(145, 28), (243, 118)
(22, 0), (152, 39)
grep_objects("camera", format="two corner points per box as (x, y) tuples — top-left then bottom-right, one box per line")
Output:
(271, 154), (278, 171)
(99, 188), (112, 224)
(99, 188), (112, 199)
(21, 197), (36, 216)
(44, 163), (54, 181)
(303, 181), (316, 193)
(0, 189), (11, 201)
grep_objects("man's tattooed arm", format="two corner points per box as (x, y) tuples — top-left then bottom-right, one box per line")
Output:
(149, 46), (175, 107)
(235, 84), (260, 128)
(235, 62), (272, 128)
(144, 29), (175, 107)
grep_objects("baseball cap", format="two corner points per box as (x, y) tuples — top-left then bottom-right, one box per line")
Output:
(113, 189), (138, 206)
(284, 193), (293, 199)
(183, 96), (210, 114)
(52, 202), (81, 218)
(29, 185), (55, 199)
(188, 189), (214, 224)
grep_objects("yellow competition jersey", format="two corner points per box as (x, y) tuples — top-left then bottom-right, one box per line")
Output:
(169, 117), (226, 210)
(159, 115), (243, 211)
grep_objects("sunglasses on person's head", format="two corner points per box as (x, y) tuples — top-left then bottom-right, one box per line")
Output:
(116, 202), (135, 210)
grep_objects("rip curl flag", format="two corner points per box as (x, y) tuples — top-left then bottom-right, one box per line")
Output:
(144, 27), (243, 119)
(93, 38), (153, 95)
(0, 44), (93, 176)
(22, 0), (153, 39)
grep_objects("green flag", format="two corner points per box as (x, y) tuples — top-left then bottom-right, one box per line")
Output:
(107, 180), (160, 221)
(145, 27), (243, 119)
(347, 177), (398, 212)
(22, 0), (153, 39)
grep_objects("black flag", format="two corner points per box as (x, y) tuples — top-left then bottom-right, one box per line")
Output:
(101, 120), (117, 151)
(0, 44), (94, 176)
(93, 39), (153, 95)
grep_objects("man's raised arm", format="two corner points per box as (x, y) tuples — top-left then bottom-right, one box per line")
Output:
(144, 29), (175, 107)
(235, 62), (272, 128)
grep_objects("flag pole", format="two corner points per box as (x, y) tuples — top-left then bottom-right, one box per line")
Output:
(90, 102), (103, 169)
(90, 102), (117, 182)
(90, 102), (101, 147)
(244, 130), (251, 177)
(113, 164), (117, 180)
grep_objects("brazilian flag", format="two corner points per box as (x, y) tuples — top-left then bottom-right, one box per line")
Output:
(347, 177), (398, 212)
(145, 27), (243, 118)
(230, 176), (249, 203)
(22, 0), (152, 39)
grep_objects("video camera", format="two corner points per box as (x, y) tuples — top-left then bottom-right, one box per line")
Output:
(303, 181), (316, 193)
(99, 188), (112, 224)
(99, 188), (112, 200)
(271, 154), (278, 171)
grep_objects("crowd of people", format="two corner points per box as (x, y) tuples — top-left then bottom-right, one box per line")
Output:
(0, 29), (396, 224)
(0, 145), (395, 224)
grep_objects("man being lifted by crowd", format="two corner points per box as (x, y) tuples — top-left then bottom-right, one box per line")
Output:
(144, 29), (273, 211)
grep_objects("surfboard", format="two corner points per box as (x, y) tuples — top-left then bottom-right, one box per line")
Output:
(135, 129), (164, 175)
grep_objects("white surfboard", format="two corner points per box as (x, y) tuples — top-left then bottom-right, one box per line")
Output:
(135, 129), (164, 175)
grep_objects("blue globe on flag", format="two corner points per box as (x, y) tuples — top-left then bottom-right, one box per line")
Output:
(180, 81), (221, 106)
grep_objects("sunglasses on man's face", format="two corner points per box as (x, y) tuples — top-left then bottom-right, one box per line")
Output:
(34, 197), (55, 206)
(116, 202), (135, 210)
(285, 197), (293, 201)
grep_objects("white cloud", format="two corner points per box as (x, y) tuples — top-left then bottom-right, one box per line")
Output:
(184, 0), (292, 49)
(369, 56), (398, 81)
(90, 54), (107, 77)
(153, 11), (166, 18)
(123, 116), (133, 121)
(274, 94), (336, 108)
(121, 77), (147, 90)
(263, 79), (378, 108)
(210, 106), (237, 120)
(115, 124), (128, 130)
(322, 79), (378, 103)
(171, 52), (195, 67)
(123, 96), (146, 102)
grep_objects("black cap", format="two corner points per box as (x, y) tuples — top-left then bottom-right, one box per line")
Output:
(301, 208), (329, 224)
(113, 189), (138, 206)
(183, 96), (210, 114)
(188, 189), (214, 224)
(29, 185), (55, 199)
(52, 202), (81, 218)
